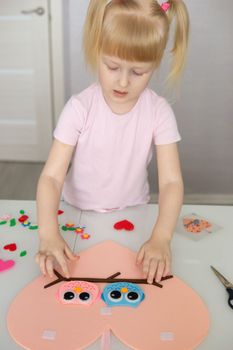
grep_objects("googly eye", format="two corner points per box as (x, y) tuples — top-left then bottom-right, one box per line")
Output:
(79, 292), (91, 302)
(63, 291), (75, 300)
(108, 290), (123, 302)
(125, 291), (140, 303)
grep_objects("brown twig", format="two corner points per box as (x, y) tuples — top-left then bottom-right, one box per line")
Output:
(44, 270), (173, 289)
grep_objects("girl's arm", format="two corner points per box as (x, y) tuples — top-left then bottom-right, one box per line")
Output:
(36, 139), (78, 278)
(136, 142), (183, 283)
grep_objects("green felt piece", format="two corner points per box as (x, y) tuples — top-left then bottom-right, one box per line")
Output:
(19, 210), (25, 214)
(20, 250), (27, 257)
(0, 220), (7, 225)
(29, 225), (38, 230)
(10, 218), (16, 227)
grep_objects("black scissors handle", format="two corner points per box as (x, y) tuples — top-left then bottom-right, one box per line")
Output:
(226, 288), (233, 309)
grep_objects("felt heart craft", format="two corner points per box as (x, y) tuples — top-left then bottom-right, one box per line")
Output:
(7, 241), (210, 350)
(114, 219), (134, 231)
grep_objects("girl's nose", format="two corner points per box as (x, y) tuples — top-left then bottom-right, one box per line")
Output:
(119, 71), (129, 88)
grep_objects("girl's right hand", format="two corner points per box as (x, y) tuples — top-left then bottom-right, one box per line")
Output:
(35, 234), (79, 278)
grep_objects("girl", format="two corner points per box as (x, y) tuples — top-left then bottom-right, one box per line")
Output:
(36, 0), (189, 284)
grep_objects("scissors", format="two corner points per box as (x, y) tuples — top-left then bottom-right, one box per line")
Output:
(211, 266), (233, 309)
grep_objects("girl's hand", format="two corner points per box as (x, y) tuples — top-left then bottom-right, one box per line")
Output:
(136, 236), (171, 284)
(35, 234), (79, 278)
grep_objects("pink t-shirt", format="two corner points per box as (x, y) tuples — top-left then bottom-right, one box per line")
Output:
(54, 83), (181, 211)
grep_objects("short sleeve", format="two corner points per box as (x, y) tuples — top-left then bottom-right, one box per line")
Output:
(53, 96), (86, 146)
(153, 98), (181, 145)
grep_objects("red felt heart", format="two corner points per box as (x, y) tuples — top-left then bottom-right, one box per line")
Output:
(114, 220), (134, 231)
(4, 243), (17, 251)
(18, 215), (29, 223)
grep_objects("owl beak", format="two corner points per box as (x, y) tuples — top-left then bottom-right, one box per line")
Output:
(121, 287), (128, 293)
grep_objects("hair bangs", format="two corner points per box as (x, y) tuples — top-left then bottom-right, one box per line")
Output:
(100, 13), (168, 64)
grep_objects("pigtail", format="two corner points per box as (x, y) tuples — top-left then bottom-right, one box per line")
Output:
(83, 0), (109, 70)
(166, 0), (189, 82)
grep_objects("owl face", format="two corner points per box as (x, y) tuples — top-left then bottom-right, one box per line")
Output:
(57, 281), (101, 306)
(101, 282), (145, 308)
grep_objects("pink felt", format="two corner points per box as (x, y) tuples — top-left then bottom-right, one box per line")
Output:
(0, 258), (15, 272)
(7, 241), (210, 350)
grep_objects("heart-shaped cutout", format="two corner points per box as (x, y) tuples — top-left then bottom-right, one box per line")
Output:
(4, 243), (17, 251)
(114, 220), (134, 231)
(0, 259), (15, 272)
(18, 215), (29, 223)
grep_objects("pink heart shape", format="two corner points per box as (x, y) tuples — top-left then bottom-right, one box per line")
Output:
(0, 259), (15, 272)
(7, 242), (210, 350)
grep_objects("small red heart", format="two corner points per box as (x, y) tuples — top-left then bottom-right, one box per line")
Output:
(18, 215), (29, 223)
(4, 243), (17, 251)
(114, 220), (134, 231)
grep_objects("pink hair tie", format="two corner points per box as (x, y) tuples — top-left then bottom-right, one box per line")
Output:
(161, 2), (170, 12)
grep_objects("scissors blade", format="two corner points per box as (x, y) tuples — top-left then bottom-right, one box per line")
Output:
(211, 266), (233, 288)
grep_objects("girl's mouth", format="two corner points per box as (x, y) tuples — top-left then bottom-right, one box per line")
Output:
(113, 90), (128, 97)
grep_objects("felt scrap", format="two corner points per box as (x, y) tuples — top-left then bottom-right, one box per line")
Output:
(62, 223), (91, 239)
(0, 258), (15, 272)
(22, 221), (31, 227)
(75, 227), (85, 234)
(81, 233), (90, 240)
(29, 225), (38, 230)
(114, 220), (134, 231)
(0, 220), (7, 225)
(20, 250), (27, 257)
(10, 218), (16, 227)
(18, 215), (29, 223)
(4, 243), (17, 252)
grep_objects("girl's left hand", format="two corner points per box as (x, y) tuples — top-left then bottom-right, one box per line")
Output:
(136, 236), (171, 284)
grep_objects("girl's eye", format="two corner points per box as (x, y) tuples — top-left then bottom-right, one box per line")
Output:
(133, 71), (143, 76)
(107, 65), (118, 71)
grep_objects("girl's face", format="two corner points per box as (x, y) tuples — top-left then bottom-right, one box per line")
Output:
(98, 54), (155, 115)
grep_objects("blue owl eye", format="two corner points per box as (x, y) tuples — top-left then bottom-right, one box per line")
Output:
(63, 291), (75, 300)
(126, 291), (140, 302)
(79, 292), (91, 301)
(108, 290), (123, 302)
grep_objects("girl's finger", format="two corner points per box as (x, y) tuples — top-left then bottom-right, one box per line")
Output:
(136, 246), (145, 265)
(164, 257), (171, 277)
(38, 254), (47, 276)
(55, 253), (70, 278)
(142, 256), (151, 277)
(64, 245), (79, 261)
(147, 259), (158, 284)
(46, 255), (55, 278)
(155, 260), (165, 282)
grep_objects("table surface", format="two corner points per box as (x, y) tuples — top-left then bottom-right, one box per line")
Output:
(0, 200), (232, 350)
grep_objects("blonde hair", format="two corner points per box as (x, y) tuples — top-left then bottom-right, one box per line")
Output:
(83, 0), (189, 82)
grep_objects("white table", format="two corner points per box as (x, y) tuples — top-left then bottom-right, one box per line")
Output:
(0, 200), (232, 349)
